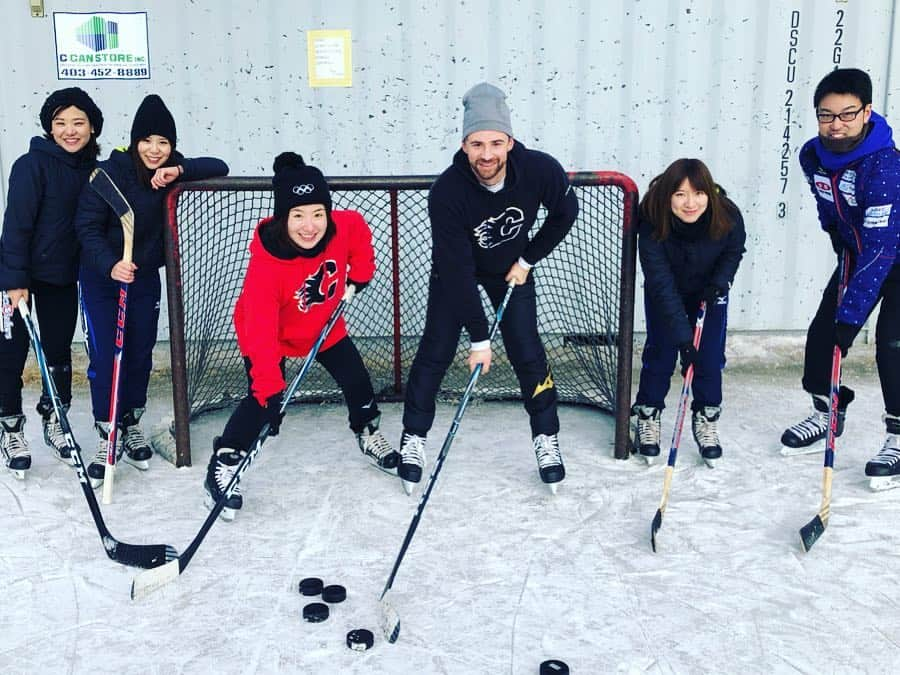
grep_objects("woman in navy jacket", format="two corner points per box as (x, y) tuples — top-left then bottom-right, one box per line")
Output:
(74, 94), (228, 488)
(0, 87), (103, 479)
(630, 158), (746, 466)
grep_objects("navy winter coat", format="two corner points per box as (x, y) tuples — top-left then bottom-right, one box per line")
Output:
(0, 136), (96, 289)
(638, 201), (746, 346)
(74, 148), (228, 279)
(799, 111), (900, 326)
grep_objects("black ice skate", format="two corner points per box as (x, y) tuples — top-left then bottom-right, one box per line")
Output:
(1, 414), (30, 480)
(865, 414), (900, 491)
(780, 393), (849, 456)
(356, 415), (399, 474)
(87, 421), (123, 489)
(630, 404), (662, 465)
(122, 408), (153, 470)
(204, 438), (246, 521)
(37, 398), (78, 465)
(693, 406), (722, 468)
(533, 433), (565, 493)
(398, 431), (426, 495)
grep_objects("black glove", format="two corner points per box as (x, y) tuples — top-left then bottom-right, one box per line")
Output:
(264, 392), (285, 436)
(678, 343), (698, 375)
(834, 321), (857, 358)
(702, 285), (726, 305)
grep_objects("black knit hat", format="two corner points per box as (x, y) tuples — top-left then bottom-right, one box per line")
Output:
(272, 152), (332, 218)
(130, 94), (176, 147)
(40, 87), (103, 137)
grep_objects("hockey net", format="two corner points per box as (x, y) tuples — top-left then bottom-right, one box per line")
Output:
(162, 173), (638, 466)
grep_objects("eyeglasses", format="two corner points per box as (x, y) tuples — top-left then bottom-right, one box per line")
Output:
(816, 106), (867, 124)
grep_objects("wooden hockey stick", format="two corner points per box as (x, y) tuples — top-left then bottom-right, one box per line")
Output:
(650, 301), (707, 553)
(800, 252), (850, 552)
(88, 168), (135, 504)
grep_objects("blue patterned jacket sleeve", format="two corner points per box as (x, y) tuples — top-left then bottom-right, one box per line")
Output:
(840, 151), (900, 325)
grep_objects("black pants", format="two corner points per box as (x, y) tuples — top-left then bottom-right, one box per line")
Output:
(803, 262), (900, 416)
(0, 280), (77, 416)
(219, 336), (379, 452)
(403, 272), (559, 438)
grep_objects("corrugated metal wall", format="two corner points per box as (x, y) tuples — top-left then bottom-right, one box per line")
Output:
(1, 0), (896, 336)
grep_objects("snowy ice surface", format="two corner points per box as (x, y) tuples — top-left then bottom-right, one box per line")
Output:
(2, 366), (899, 674)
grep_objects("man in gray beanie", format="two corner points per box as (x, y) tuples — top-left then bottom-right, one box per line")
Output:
(398, 82), (579, 495)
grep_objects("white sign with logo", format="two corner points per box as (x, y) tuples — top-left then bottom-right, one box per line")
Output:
(53, 12), (150, 80)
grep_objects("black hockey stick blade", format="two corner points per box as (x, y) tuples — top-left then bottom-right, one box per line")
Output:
(650, 509), (663, 552)
(105, 537), (178, 569)
(799, 515), (826, 552)
(89, 168), (133, 219)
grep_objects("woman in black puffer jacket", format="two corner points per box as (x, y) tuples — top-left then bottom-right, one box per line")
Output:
(629, 158), (746, 466)
(0, 87), (104, 477)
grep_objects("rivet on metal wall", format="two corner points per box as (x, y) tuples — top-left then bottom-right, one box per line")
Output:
(29, 0), (44, 18)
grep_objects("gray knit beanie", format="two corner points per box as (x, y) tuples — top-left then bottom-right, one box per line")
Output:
(462, 82), (513, 140)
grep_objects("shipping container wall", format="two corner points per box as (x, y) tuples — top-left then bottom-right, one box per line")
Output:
(0, 0), (896, 338)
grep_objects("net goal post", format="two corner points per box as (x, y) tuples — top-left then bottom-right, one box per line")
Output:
(162, 172), (638, 467)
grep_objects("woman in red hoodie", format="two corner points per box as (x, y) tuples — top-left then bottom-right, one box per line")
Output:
(204, 152), (398, 521)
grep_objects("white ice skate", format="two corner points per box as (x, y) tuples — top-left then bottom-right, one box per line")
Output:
(398, 431), (426, 495)
(865, 414), (900, 491)
(1, 415), (30, 479)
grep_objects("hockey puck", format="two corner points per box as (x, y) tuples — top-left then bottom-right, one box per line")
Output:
(322, 584), (346, 603)
(302, 602), (329, 622)
(346, 628), (374, 651)
(298, 577), (324, 596)
(540, 660), (569, 675)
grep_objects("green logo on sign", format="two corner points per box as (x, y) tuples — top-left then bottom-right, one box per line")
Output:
(76, 16), (119, 52)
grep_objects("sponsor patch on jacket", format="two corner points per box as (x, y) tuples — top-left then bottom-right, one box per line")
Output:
(838, 169), (857, 206)
(813, 174), (834, 202)
(863, 204), (892, 228)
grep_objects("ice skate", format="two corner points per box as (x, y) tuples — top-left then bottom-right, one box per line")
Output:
(865, 414), (900, 491)
(398, 431), (426, 495)
(87, 421), (123, 489)
(630, 404), (661, 465)
(693, 406), (722, 468)
(533, 433), (565, 494)
(1, 415), (30, 480)
(204, 438), (245, 521)
(121, 408), (153, 470)
(356, 415), (399, 474)
(781, 394), (847, 456)
(40, 404), (78, 466)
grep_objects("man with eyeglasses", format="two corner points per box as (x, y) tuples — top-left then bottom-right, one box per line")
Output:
(781, 67), (900, 491)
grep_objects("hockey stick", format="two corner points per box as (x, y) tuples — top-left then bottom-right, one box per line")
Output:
(18, 299), (177, 568)
(799, 252), (850, 552)
(130, 300), (348, 600)
(380, 282), (515, 644)
(650, 300), (707, 553)
(1, 290), (13, 339)
(88, 168), (135, 504)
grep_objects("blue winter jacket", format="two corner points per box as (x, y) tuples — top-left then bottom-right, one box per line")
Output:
(0, 136), (96, 289)
(638, 199), (746, 346)
(799, 111), (900, 326)
(74, 148), (228, 279)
